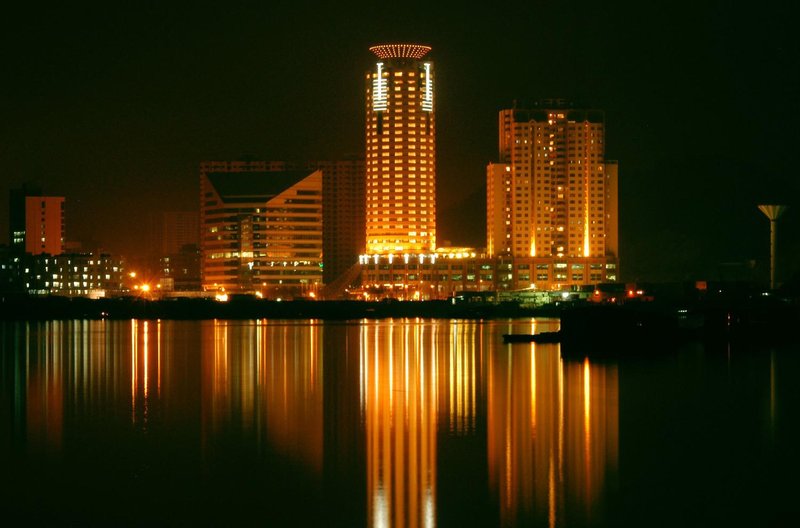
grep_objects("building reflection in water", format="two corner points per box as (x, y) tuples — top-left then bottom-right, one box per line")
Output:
(1, 318), (624, 526)
(360, 319), (439, 528)
(130, 320), (163, 428)
(443, 320), (479, 436)
(201, 320), (323, 473)
(487, 338), (619, 527)
(23, 321), (65, 453)
(2, 320), (139, 453)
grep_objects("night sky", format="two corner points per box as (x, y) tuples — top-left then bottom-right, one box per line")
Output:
(2, 1), (798, 283)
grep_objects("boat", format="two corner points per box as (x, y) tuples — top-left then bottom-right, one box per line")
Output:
(503, 331), (561, 344)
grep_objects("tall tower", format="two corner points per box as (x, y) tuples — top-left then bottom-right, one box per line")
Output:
(758, 204), (788, 289)
(365, 44), (436, 255)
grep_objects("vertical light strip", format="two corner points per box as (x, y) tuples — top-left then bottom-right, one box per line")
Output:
(558, 354), (564, 479)
(373, 63), (387, 112)
(157, 320), (161, 396)
(131, 320), (137, 423)
(422, 63), (433, 112)
(143, 321), (149, 399)
(530, 345), (536, 432)
(583, 126), (591, 257)
(583, 357), (592, 500)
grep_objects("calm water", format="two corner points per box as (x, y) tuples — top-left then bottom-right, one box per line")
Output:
(1, 319), (798, 527)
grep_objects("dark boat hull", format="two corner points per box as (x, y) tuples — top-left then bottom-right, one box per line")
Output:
(503, 331), (561, 344)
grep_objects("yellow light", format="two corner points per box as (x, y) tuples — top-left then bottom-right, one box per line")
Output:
(129, 272), (137, 278)
(141, 284), (151, 292)
(215, 293), (229, 302)
(309, 292), (317, 299)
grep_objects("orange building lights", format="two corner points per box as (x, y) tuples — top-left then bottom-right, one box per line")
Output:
(365, 44), (437, 255)
(485, 100), (620, 290)
(368, 44), (432, 59)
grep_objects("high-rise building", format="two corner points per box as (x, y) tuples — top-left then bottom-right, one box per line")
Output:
(200, 161), (323, 296)
(486, 100), (619, 288)
(9, 185), (65, 256)
(365, 44), (436, 254)
(318, 158), (365, 285)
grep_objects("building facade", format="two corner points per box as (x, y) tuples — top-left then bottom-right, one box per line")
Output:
(486, 100), (618, 289)
(200, 161), (323, 296)
(358, 252), (617, 301)
(0, 251), (124, 297)
(318, 158), (365, 285)
(365, 44), (436, 254)
(9, 185), (65, 256)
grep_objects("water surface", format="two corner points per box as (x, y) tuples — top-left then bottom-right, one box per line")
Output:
(1, 319), (797, 526)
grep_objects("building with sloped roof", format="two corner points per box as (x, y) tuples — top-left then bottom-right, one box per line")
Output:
(200, 161), (323, 296)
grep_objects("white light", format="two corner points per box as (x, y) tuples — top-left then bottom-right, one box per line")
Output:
(422, 62), (433, 112)
(373, 62), (387, 112)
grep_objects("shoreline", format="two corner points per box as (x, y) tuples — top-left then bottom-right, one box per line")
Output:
(0, 296), (557, 321)
(2, 295), (797, 350)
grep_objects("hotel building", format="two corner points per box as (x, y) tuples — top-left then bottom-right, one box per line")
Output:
(486, 100), (619, 289)
(200, 161), (323, 295)
(365, 44), (436, 254)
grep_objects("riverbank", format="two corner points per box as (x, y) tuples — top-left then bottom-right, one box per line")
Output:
(2, 294), (797, 348)
(0, 295), (557, 321)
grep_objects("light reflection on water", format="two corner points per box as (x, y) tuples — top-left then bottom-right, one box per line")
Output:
(1, 318), (796, 526)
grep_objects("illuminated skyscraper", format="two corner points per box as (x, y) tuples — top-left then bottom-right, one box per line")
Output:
(365, 44), (436, 254)
(487, 100), (619, 288)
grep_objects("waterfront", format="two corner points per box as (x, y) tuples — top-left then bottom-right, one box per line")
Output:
(1, 319), (797, 527)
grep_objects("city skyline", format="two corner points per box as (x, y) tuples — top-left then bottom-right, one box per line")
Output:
(1, 2), (798, 284)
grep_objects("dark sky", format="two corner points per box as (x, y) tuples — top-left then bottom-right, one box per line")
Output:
(2, 1), (798, 283)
